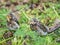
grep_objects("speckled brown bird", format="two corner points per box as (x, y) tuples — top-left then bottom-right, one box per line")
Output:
(30, 18), (60, 35)
(6, 10), (20, 30)
(3, 31), (13, 45)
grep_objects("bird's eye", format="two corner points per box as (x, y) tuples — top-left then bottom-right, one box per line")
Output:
(34, 23), (37, 25)
(30, 23), (37, 26)
(30, 24), (33, 26)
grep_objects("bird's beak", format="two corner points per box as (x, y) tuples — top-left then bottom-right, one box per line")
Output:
(7, 15), (11, 22)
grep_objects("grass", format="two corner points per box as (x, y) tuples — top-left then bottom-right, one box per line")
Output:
(0, 2), (60, 45)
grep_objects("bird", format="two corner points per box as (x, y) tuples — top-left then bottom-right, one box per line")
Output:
(6, 10), (20, 30)
(30, 18), (60, 35)
(3, 31), (13, 45)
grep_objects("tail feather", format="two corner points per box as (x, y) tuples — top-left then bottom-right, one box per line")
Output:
(48, 24), (60, 33)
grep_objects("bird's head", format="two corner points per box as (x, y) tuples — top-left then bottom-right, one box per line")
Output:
(30, 18), (39, 30)
(7, 15), (12, 22)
